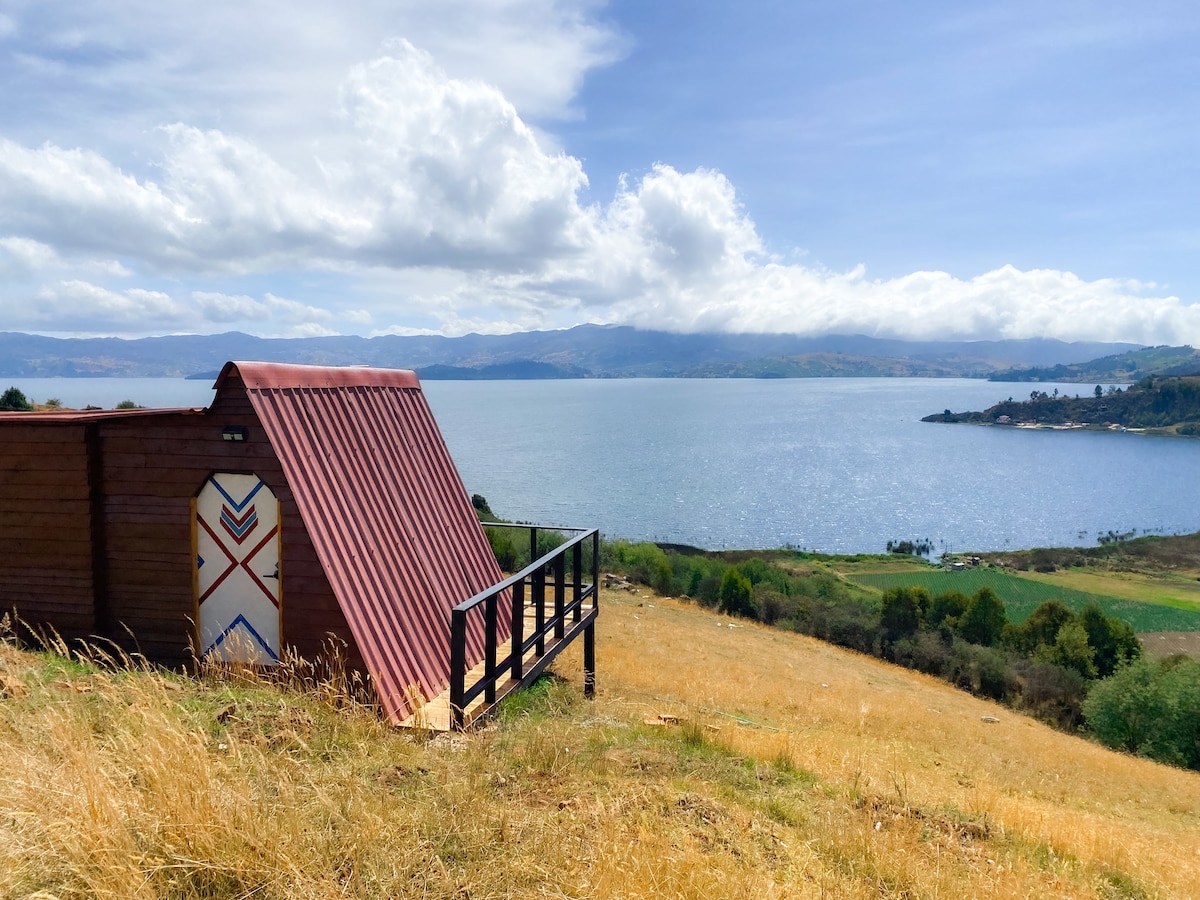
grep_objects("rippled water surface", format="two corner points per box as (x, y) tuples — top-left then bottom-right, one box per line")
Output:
(422, 378), (1200, 553)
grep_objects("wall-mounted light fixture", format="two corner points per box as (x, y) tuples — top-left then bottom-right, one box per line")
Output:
(221, 425), (249, 442)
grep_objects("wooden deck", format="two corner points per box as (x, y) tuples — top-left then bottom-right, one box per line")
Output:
(399, 599), (596, 732)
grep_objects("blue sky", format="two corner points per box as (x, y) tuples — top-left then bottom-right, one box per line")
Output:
(1, 1), (1199, 343)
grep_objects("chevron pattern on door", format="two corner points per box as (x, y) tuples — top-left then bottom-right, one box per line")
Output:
(195, 473), (281, 664)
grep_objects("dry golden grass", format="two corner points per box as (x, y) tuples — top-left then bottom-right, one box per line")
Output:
(2, 589), (1198, 899)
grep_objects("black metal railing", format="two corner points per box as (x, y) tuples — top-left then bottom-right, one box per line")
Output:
(449, 524), (599, 730)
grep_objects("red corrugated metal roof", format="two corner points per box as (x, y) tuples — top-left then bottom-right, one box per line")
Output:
(215, 362), (420, 392)
(217, 361), (504, 724)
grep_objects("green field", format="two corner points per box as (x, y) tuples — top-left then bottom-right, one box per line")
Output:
(849, 568), (1200, 633)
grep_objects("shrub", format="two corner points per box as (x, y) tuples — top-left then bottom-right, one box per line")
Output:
(486, 526), (520, 571)
(1012, 657), (1087, 730)
(805, 597), (880, 654)
(947, 641), (1013, 700)
(696, 575), (722, 608)
(892, 631), (953, 677)
(718, 569), (756, 619)
(1004, 599), (1075, 655)
(754, 588), (789, 626)
(0, 386), (32, 411)
(926, 591), (968, 629)
(1035, 620), (1097, 679)
(1079, 602), (1141, 678)
(1084, 657), (1200, 770)
(879, 586), (921, 645)
(608, 540), (671, 587)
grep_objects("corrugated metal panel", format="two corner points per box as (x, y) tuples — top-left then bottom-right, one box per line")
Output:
(217, 361), (504, 724)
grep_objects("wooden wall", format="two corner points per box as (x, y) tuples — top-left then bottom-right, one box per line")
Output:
(0, 422), (96, 638)
(0, 384), (361, 671)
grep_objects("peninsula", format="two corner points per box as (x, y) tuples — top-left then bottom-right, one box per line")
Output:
(923, 374), (1200, 434)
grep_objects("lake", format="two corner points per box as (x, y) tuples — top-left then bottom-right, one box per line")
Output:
(8, 376), (1199, 554)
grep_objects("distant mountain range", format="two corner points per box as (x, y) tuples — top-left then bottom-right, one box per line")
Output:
(987, 345), (1200, 383)
(0, 326), (1145, 379)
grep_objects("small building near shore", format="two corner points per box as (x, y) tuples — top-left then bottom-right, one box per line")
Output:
(0, 361), (506, 723)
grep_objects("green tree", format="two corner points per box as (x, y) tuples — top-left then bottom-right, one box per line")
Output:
(1084, 657), (1200, 770)
(650, 558), (675, 596)
(1005, 599), (1075, 654)
(1038, 620), (1097, 679)
(0, 387), (32, 411)
(926, 591), (968, 629)
(718, 569), (756, 619)
(1079, 603), (1141, 678)
(957, 586), (1007, 647)
(879, 586), (921, 643)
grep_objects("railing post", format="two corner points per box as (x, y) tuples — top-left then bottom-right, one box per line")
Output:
(572, 539), (583, 622)
(450, 610), (467, 730)
(583, 621), (595, 698)
(511, 577), (525, 681)
(529, 526), (537, 570)
(592, 529), (600, 613)
(534, 558), (546, 656)
(485, 590), (497, 704)
(554, 550), (565, 639)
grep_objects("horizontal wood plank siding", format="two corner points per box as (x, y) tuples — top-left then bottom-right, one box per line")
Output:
(0, 423), (96, 636)
(97, 401), (352, 666)
(0, 397), (355, 670)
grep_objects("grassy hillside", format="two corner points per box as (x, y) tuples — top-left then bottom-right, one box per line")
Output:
(3, 591), (1199, 899)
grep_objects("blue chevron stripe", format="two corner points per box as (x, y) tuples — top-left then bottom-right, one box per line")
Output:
(206, 614), (279, 662)
(220, 506), (258, 538)
(208, 476), (267, 512)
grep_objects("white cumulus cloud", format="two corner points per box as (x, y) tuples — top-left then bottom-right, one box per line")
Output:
(1, 3), (1198, 344)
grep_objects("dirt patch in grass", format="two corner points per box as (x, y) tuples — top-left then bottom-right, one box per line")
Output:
(1141, 631), (1200, 660)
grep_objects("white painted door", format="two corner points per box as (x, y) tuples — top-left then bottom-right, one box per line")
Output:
(195, 473), (282, 664)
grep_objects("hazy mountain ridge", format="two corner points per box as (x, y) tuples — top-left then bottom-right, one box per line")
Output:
(0, 327), (1142, 378)
(989, 344), (1200, 383)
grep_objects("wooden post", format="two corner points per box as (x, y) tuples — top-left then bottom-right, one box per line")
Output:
(572, 540), (583, 622)
(511, 578), (525, 681)
(591, 529), (600, 614)
(585, 529), (598, 698)
(534, 562), (545, 656)
(450, 610), (467, 730)
(583, 621), (595, 698)
(554, 550), (565, 639)
(484, 591), (497, 704)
